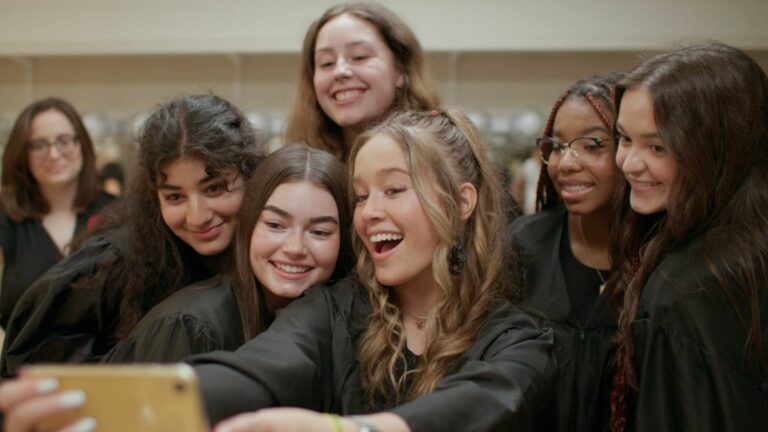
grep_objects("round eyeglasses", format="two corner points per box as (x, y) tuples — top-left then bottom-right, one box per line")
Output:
(27, 135), (80, 160)
(535, 136), (612, 166)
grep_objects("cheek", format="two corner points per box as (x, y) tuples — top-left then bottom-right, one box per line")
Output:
(546, 162), (558, 182)
(158, 202), (182, 232)
(615, 148), (628, 173)
(313, 237), (341, 279)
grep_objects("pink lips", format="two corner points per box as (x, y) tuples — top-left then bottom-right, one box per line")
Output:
(191, 224), (223, 241)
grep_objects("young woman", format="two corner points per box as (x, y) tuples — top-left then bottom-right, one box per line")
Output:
(607, 42), (768, 431)
(0, 110), (554, 432)
(510, 73), (622, 431)
(169, 109), (549, 432)
(284, 2), (440, 160)
(102, 144), (353, 362)
(0, 94), (265, 377)
(0, 98), (114, 329)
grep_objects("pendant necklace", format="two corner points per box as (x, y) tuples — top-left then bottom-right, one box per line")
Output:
(403, 310), (428, 330)
(577, 217), (608, 294)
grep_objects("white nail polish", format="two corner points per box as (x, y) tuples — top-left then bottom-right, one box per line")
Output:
(71, 416), (97, 432)
(35, 378), (59, 394)
(59, 390), (86, 408)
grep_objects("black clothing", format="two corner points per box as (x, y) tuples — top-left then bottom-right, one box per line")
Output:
(559, 222), (608, 326)
(189, 277), (555, 431)
(101, 275), (243, 363)
(511, 208), (615, 432)
(624, 237), (768, 431)
(0, 226), (213, 378)
(0, 192), (114, 328)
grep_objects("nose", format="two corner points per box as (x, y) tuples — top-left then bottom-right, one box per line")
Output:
(282, 230), (307, 256)
(334, 58), (352, 79)
(357, 194), (384, 223)
(618, 145), (643, 176)
(186, 195), (213, 227)
(47, 143), (64, 159)
(557, 146), (581, 172)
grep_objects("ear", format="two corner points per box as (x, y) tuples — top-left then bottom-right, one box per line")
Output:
(457, 182), (478, 222)
(396, 73), (405, 89)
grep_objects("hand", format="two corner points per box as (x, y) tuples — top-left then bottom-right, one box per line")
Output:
(213, 407), (335, 432)
(0, 374), (95, 432)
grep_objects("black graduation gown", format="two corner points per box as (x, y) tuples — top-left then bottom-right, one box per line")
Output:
(0, 231), (125, 377)
(625, 237), (768, 431)
(0, 191), (114, 328)
(101, 275), (243, 363)
(189, 276), (556, 431)
(511, 207), (616, 432)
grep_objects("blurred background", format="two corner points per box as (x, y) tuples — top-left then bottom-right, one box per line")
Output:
(1, 0), (767, 202)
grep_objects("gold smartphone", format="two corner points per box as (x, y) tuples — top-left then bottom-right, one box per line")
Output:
(25, 364), (208, 432)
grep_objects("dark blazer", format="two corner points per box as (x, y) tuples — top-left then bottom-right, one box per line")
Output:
(189, 276), (556, 432)
(511, 207), (616, 432)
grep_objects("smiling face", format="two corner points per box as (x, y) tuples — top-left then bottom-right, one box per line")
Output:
(158, 157), (244, 256)
(313, 13), (404, 137)
(546, 97), (619, 216)
(615, 87), (679, 214)
(352, 133), (440, 291)
(27, 109), (84, 190)
(249, 181), (340, 309)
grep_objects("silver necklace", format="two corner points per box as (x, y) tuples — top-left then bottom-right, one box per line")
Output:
(576, 217), (607, 294)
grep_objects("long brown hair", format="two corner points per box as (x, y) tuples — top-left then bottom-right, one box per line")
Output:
(535, 72), (624, 211)
(351, 109), (507, 405)
(1, 97), (100, 222)
(607, 42), (768, 431)
(87, 94), (266, 338)
(284, 1), (440, 161)
(230, 144), (352, 341)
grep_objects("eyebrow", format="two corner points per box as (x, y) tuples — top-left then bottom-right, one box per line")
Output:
(158, 174), (218, 191)
(352, 167), (410, 185)
(263, 205), (339, 225)
(616, 123), (661, 140)
(315, 40), (371, 55)
(553, 125), (611, 138)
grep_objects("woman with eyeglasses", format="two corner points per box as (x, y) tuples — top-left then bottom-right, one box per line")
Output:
(0, 98), (114, 330)
(509, 73), (623, 431)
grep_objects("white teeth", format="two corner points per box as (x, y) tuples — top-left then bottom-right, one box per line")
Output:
(562, 184), (591, 192)
(274, 263), (309, 274)
(335, 90), (361, 101)
(370, 233), (404, 243)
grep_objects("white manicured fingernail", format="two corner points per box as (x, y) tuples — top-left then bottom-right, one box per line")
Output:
(35, 378), (59, 394)
(71, 416), (97, 432)
(59, 390), (86, 408)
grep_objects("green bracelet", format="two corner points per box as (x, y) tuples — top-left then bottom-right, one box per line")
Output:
(323, 413), (344, 432)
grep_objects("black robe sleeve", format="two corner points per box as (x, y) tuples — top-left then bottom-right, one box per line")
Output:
(0, 233), (124, 377)
(389, 307), (555, 432)
(101, 276), (243, 364)
(190, 283), (337, 423)
(190, 278), (555, 431)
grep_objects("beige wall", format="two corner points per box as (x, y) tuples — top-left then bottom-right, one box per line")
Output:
(1, 0), (767, 162)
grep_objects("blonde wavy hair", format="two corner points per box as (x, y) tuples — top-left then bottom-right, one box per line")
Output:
(349, 109), (508, 405)
(285, 2), (440, 161)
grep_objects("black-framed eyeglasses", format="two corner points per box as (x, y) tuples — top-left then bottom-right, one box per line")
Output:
(535, 136), (612, 165)
(27, 135), (80, 160)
